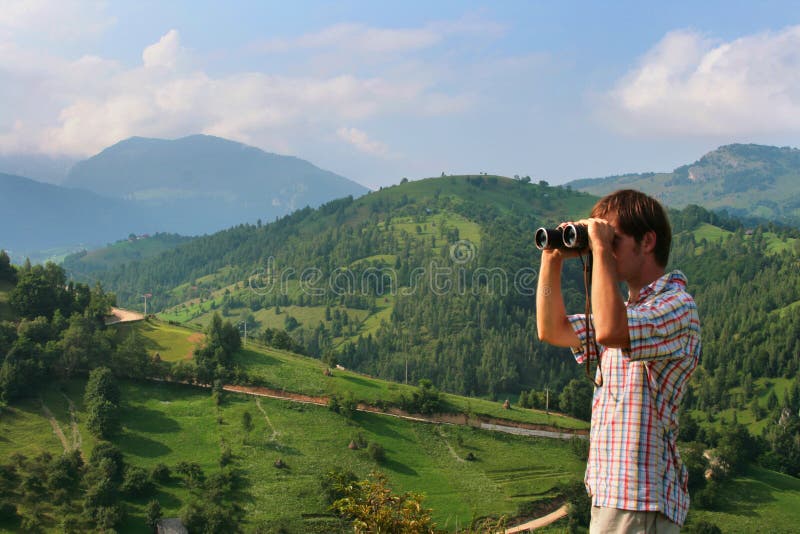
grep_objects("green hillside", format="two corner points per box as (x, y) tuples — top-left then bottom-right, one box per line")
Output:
(63, 233), (193, 278)
(0, 376), (586, 533)
(77, 175), (800, 432)
(123, 319), (588, 431)
(686, 466), (800, 533)
(82, 175), (599, 401)
(569, 144), (800, 226)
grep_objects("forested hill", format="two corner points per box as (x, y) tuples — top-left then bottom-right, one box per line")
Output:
(568, 144), (800, 227)
(70, 176), (800, 430)
(69, 176), (598, 398)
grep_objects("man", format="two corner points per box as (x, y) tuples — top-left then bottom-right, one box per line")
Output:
(536, 189), (701, 533)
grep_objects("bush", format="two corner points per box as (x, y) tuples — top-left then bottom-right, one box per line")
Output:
(150, 462), (171, 483)
(320, 468), (359, 505)
(121, 466), (153, 496)
(89, 442), (124, 482)
(367, 442), (386, 463)
(145, 499), (162, 530)
(340, 392), (358, 419)
(569, 436), (589, 461)
(331, 471), (437, 533)
(562, 480), (590, 531)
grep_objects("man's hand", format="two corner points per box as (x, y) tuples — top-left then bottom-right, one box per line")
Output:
(577, 218), (615, 253)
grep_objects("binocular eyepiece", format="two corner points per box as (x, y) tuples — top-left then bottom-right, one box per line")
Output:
(535, 224), (589, 251)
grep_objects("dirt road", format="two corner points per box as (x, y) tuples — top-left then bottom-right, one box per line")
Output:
(105, 307), (145, 325)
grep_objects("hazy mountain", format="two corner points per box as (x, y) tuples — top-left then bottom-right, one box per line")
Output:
(0, 153), (76, 184)
(63, 135), (369, 235)
(568, 144), (800, 226)
(0, 172), (158, 258)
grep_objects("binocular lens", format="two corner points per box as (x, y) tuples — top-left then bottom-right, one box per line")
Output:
(535, 224), (589, 250)
(535, 227), (563, 250)
(563, 224), (588, 249)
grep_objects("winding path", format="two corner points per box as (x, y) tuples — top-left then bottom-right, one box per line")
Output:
(254, 397), (279, 441)
(61, 392), (84, 456)
(222, 383), (587, 440)
(40, 399), (70, 452)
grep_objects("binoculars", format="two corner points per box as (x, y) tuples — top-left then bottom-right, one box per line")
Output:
(535, 224), (589, 250)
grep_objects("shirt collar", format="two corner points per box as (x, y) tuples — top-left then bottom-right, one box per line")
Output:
(628, 270), (687, 305)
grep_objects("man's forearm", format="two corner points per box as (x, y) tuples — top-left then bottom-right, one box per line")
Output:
(591, 246), (630, 348)
(537, 252), (580, 348)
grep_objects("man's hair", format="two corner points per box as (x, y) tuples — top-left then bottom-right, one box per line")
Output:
(591, 189), (672, 267)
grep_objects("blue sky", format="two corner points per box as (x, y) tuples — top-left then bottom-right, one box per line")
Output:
(2, 1), (799, 188)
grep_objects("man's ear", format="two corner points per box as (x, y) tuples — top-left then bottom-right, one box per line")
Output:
(642, 230), (657, 254)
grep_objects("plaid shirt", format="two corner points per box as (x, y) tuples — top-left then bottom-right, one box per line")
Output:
(568, 270), (701, 526)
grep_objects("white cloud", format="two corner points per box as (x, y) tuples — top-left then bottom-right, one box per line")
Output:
(0, 26), (472, 157)
(604, 25), (800, 136)
(254, 14), (504, 56)
(0, 0), (114, 41)
(142, 29), (183, 69)
(336, 127), (391, 157)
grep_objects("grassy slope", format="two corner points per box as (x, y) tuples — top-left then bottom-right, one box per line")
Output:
(687, 466), (800, 533)
(5, 378), (800, 533)
(691, 377), (795, 436)
(0, 378), (585, 532)
(114, 320), (203, 362)
(138, 319), (588, 430)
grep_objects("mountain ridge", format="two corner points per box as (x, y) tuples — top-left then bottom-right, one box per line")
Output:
(1, 134), (369, 256)
(568, 143), (800, 226)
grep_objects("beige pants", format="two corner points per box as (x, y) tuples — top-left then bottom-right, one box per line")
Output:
(590, 506), (681, 534)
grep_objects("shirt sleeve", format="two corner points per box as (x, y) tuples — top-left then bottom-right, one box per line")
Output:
(626, 291), (698, 362)
(567, 313), (590, 364)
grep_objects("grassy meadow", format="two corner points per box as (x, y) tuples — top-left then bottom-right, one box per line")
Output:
(133, 318), (589, 430)
(0, 377), (586, 532)
(686, 466), (800, 533)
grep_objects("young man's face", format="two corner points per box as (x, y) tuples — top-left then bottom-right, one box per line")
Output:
(605, 213), (644, 285)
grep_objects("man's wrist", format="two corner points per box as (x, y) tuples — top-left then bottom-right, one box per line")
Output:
(542, 250), (566, 264)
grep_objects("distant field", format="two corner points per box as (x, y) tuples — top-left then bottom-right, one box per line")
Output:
(692, 222), (733, 245)
(692, 376), (794, 436)
(763, 232), (800, 254)
(115, 320), (204, 361)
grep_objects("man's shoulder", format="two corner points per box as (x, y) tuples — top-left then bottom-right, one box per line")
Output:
(644, 271), (698, 313)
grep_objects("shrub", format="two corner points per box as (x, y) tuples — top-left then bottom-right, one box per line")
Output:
(569, 436), (589, 461)
(562, 480), (590, 531)
(331, 471), (438, 533)
(340, 392), (358, 419)
(121, 466), (153, 497)
(320, 468), (359, 505)
(145, 499), (162, 530)
(149, 463), (171, 483)
(367, 442), (386, 463)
